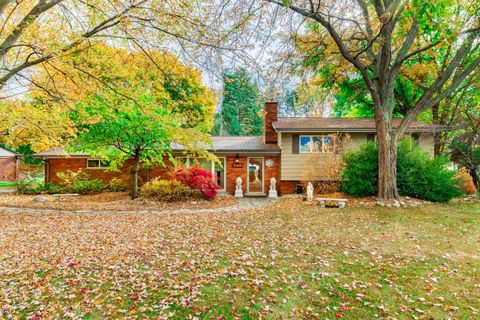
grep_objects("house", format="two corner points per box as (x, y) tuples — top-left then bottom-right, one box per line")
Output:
(0, 146), (19, 181)
(33, 102), (443, 195)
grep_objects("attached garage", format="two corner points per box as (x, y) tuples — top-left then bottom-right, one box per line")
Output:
(0, 146), (18, 181)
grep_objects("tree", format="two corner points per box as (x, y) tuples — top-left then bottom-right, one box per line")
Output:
(0, 0), (231, 96)
(451, 105), (480, 188)
(264, 0), (480, 200)
(55, 45), (216, 199)
(0, 100), (71, 151)
(215, 68), (263, 136)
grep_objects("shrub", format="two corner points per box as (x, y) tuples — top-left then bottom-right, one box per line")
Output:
(44, 183), (63, 194)
(341, 138), (462, 202)
(108, 178), (128, 192)
(140, 178), (192, 201)
(56, 169), (107, 194)
(173, 166), (221, 200)
(454, 168), (477, 195)
(340, 143), (378, 197)
(396, 139), (462, 202)
(16, 179), (44, 195)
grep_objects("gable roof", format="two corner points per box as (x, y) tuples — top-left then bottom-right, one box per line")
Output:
(0, 146), (17, 157)
(273, 117), (447, 133)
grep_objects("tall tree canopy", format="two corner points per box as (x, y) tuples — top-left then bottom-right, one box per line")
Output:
(65, 44), (216, 198)
(261, 0), (480, 200)
(214, 68), (263, 136)
(0, 0), (230, 95)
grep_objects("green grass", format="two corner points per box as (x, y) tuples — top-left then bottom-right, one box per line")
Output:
(0, 201), (479, 319)
(0, 181), (16, 189)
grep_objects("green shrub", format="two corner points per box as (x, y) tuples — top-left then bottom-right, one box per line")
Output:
(16, 179), (44, 195)
(56, 169), (107, 194)
(66, 179), (107, 194)
(341, 138), (462, 202)
(44, 183), (63, 194)
(140, 178), (193, 201)
(108, 178), (128, 192)
(340, 143), (378, 197)
(396, 139), (462, 202)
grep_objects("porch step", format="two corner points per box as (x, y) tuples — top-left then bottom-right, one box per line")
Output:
(244, 193), (267, 198)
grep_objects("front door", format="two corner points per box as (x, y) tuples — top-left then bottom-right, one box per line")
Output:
(247, 157), (264, 194)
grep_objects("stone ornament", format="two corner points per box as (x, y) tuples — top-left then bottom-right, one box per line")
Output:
(235, 176), (244, 198)
(306, 182), (314, 201)
(268, 177), (278, 198)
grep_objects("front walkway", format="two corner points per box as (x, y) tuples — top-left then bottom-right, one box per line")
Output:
(0, 197), (278, 215)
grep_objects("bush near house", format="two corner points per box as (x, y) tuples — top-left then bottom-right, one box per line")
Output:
(140, 179), (193, 201)
(341, 138), (463, 202)
(173, 166), (221, 200)
(16, 170), (108, 195)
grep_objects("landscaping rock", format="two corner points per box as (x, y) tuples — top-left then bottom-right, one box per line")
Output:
(33, 196), (48, 202)
(376, 201), (386, 207)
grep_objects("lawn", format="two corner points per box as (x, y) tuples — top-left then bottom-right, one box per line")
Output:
(0, 200), (479, 319)
(0, 181), (15, 190)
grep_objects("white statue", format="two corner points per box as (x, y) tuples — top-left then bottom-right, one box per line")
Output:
(235, 176), (243, 198)
(268, 177), (278, 198)
(306, 182), (314, 201)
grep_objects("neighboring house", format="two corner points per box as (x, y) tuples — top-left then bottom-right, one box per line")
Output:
(0, 146), (19, 181)
(33, 102), (443, 195)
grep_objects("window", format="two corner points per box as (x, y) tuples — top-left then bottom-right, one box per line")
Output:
(367, 134), (377, 142)
(299, 135), (335, 153)
(87, 159), (109, 169)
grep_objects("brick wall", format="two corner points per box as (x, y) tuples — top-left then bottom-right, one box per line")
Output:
(280, 180), (301, 195)
(226, 155), (247, 194)
(0, 157), (17, 181)
(45, 158), (174, 185)
(264, 102), (278, 144)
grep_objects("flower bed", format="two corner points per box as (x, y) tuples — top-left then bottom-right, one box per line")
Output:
(0, 192), (237, 212)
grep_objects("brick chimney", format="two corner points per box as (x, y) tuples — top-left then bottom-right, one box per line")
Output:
(263, 101), (278, 144)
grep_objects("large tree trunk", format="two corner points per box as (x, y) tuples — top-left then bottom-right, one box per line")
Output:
(469, 167), (480, 190)
(375, 106), (400, 200)
(131, 155), (141, 199)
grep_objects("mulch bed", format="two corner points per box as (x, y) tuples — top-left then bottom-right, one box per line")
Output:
(0, 192), (238, 211)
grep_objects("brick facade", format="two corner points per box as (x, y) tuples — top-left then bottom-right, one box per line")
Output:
(45, 158), (174, 186)
(0, 157), (17, 181)
(264, 101), (278, 144)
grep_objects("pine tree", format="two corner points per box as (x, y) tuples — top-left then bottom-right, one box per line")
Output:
(215, 68), (263, 136)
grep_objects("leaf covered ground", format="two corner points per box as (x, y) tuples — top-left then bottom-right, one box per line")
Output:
(0, 192), (237, 211)
(0, 199), (479, 319)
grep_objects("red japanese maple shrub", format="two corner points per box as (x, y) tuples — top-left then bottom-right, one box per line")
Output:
(173, 166), (221, 200)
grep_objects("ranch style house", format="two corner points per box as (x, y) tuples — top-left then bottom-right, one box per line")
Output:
(33, 102), (444, 195)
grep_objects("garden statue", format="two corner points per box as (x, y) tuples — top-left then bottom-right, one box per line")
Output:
(235, 176), (243, 198)
(307, 182), (314, 201)
(268, 177), (278, 198)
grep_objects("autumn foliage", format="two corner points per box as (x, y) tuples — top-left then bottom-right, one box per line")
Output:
(454, 168), (477, 195)
(173, 166), (221, 200)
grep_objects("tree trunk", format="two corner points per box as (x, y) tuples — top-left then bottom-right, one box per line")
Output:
(131, 154), (141, 199)
(375, 115), (400, 200)
(469, 167), (480, 190)
(432, 103), (442, 156)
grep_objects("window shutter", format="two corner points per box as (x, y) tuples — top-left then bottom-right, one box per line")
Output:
(292, 134), (299, 154)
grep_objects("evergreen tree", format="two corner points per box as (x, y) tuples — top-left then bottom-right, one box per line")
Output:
(215, 68), (263, 136)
